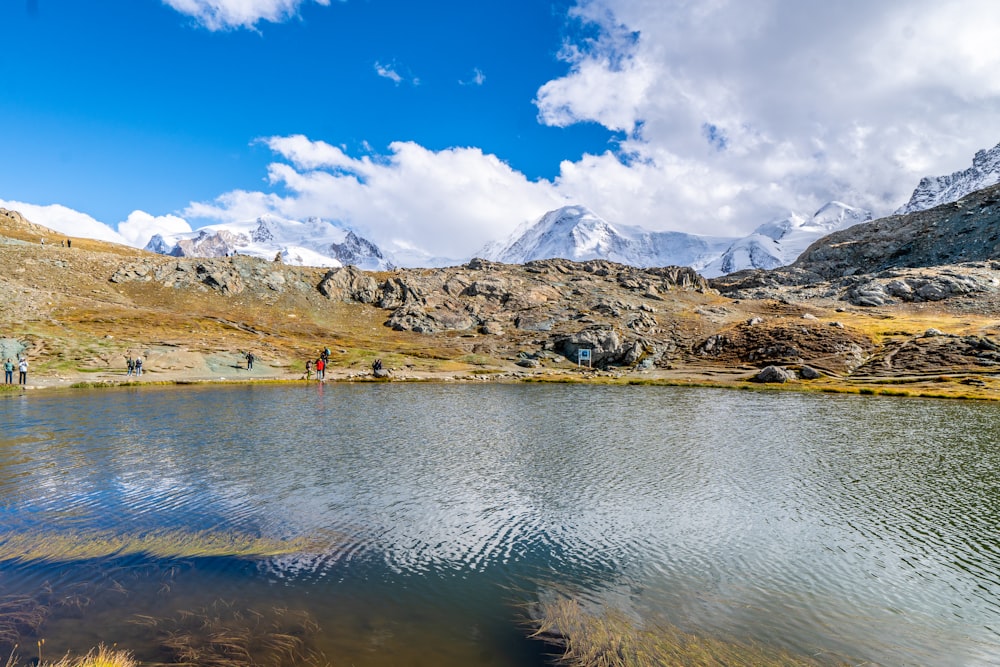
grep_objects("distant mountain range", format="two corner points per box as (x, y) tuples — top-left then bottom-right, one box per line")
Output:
(136, 139), (1000, 276)
(145, 215), (395, 271)
(478, 206), (733, 271)
(479, 202), (872, 278)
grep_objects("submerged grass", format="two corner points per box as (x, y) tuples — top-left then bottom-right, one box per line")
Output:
(133, 600), (330, 667)
(0, 529), (327, 564)
(528, 597), (848, 667)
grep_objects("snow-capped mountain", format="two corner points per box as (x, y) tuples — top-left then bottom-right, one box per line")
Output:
(700, 202), (872, 277)
(896, 140), (1000, 215)
(145, 215), (394, 271)
(479, 203), (870, 277)
(479, 205), (733, 270)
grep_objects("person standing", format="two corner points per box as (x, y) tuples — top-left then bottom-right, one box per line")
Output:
(305, 359), (312, 380)
(316, 357), (325, 381)
(247, 351), (255, 370)
(18, 357), (27, 385)
(126, 357), (134, 376)
(3, 358), (13, 384)
(135, 356), (143, 377)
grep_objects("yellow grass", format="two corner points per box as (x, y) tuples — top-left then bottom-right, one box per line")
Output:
(529, 598), (848, 667)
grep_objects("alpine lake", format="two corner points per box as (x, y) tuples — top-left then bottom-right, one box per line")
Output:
(1, 382), (999, 666)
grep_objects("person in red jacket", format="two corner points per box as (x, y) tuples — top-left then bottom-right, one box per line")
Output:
(316, 357), (325, 381)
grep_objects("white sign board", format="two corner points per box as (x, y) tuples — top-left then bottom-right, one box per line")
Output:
(577, 349), (592, 367)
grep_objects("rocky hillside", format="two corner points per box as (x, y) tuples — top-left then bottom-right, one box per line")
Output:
(791, 181), (1000, 278)
(5, 205), (1000, 397)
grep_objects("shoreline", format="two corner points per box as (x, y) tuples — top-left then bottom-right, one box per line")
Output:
(5, 361), (1000, 402)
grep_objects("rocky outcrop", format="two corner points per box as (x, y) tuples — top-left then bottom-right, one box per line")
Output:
(318, 266), (379, 303)
(852, 330), (1000, 377)
(110, 255), (314, 295)
(792, 182), (1000, 279)
(329, 231), (395, 270)
(695, 318), (873, 374)
(896, 141), (1000, 215)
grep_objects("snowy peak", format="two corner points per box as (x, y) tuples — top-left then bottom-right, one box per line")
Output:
(480, 205), (732, 269)
(896, 140), (1000, 215)
(144, 215), (394, 270)
(701, 202), (872, 277)
(811, 201), (872, 231)
(482, 202), (871, 277)
(330, 230), (393, 269)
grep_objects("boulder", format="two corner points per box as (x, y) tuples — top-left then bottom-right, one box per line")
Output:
(799, 365), (822, 380)
(556, 327), (629, 367)
(318, 266), (379, 303)
(752, 365), (794, 383)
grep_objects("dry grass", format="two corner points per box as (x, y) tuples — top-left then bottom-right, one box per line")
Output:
(46, 645), (137, 667)
(4, 644), (136, 667)
(528, 598), (849, 667)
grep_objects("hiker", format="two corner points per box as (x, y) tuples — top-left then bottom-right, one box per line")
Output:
(67, 239), (71, 248)
(305, 359), (312, 380)
(135, 356), (143, 376)
(372, 358), (383, 372)
(126, 357), (134, 376)
(247, 351), (255, 370)
(321, 347), (330, 364)
(3, 358), (13, 384)
(18, 357), (27, 385)
(316, 357), (325, 381)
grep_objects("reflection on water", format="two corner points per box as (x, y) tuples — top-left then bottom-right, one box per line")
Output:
(2, 383), (1000, 665)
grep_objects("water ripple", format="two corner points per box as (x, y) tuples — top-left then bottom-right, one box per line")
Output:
(3, 384), (1000, 664)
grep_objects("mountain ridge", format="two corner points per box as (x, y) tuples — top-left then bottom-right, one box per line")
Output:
(144, 214), (395, 271)
(482, 202), (871, 277)
(896, 140), (1000, 215)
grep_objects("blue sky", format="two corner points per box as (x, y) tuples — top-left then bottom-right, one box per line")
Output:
(3, 0), (1000, 263)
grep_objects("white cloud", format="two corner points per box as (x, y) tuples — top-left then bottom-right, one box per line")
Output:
(532, 0), (1000, 234)
(460, 68), (486, 86)
(185, 138), (567, 261)
(375, 61), (404, 85)
(0, 199), (129, 245)
(159, 0), (1000, 262)
(117, 210), (192, 248)
(162, 0), (331, 31)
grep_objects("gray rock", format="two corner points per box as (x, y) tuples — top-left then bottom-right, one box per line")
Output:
(480, 321), (504, 335)
(557, 327), (625, 367)
(799, 365), (822, 380)
(753, 365), (794, 383)
(318, 266), (379, 303)
(847, 281), (889, 307)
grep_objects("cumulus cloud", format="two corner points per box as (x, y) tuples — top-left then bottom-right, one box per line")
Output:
(162, 0), (331, 31)
(0, 199), (129, 245)
(153, 0), (1000, 261)
(117, 210), (192, 248)
(534, 0), (1000, 235)
(185, 136), (567, 261)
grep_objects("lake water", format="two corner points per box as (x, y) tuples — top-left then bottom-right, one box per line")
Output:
(1, 383), (999, 665)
